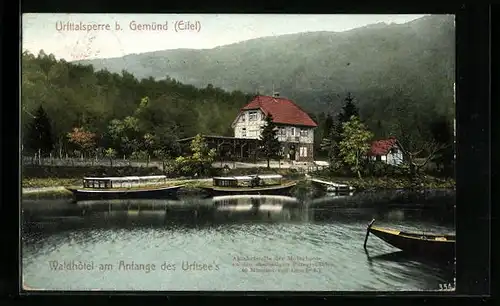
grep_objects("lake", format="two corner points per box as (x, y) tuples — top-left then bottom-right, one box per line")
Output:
(21, 191), (455, 291)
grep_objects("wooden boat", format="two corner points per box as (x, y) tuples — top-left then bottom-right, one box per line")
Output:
(308, 177), (355, 192)
(199, 174), (297, 197)
(65, 175), (183, 202)
(363, 219), (455, 260)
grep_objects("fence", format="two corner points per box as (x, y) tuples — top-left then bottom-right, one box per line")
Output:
(22, 155), (162, 169)
(21, 155), (319, 173)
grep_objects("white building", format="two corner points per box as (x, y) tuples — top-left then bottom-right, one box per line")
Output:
(367, 137), (404, 166)
(231, 94), (318, 162)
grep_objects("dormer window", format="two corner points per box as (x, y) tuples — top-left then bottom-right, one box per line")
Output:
(249, 111), (258, 121)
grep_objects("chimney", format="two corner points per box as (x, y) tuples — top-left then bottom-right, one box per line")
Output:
(271, 84), (279, 98)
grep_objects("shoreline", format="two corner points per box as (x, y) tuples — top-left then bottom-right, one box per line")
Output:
(21, 171), (455, 200)
(22, 178), (214, 199)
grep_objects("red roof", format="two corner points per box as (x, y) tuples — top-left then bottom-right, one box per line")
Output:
(240, 95), (318, 127)
(368, 137), (398, 156)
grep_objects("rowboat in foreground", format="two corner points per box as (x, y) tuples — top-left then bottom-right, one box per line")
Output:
(363, 219), (455, 260)
(199, 174), (297, 197)
(66, 175), (183, 202)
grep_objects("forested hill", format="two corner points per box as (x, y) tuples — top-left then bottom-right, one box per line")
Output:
(22, 51), (254, 157)
(75, 15), (455, 117)
(21, 14), (455, 160)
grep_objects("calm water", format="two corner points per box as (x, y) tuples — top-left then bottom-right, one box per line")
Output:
(22, 192), (455, 291)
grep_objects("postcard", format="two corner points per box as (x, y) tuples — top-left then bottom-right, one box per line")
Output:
(21, 13), (456, 292)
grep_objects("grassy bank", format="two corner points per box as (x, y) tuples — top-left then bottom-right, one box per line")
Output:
(310, 174), (455, 190)
(22, 165), (163, 179)
(22, 165), (304, 188)
(23, 178), (82, 188)
(22, 188), (74, 200)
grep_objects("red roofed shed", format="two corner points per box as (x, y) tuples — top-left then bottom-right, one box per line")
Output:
(367, 137), (404, 166)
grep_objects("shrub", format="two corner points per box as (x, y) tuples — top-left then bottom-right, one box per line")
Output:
(363, 161), (406, 177)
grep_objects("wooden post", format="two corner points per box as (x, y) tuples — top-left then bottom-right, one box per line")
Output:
(363, 219), (376, 249)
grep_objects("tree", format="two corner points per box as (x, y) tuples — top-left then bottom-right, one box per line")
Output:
(152, 128), (181, 158)
(337, 92), (359, 124)
(259, 114), (281, 169)
(325, 92), (360, 168)
(25, 105), (54, 156)
(429, 116), (454, 175)
(103, 148), (117, 166)
(67, 127), (96, 157)
(319, 113), (334, 156)
(172, 134), (216, 176)
(338, 116), (374, 179)
(386, 88), (449, 184)
(106, 116), (141, 156)
(190, 134), (216, 163)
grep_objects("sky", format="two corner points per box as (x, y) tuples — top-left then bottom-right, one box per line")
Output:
(22, 14), (427, 61)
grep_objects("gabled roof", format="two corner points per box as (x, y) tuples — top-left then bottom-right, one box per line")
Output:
(368, 137), (399, 156)
(237, 95), (318, 127)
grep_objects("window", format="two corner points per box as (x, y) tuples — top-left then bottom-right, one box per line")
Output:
(242, 128), (246, 137)
(290, 127), (295, 136)
(299, 147), (308, 157)
(249, 111), (258, 121)
(300, 129), (308, 137)
(280, 128), (286, 136)
(240, 114), (246, 122)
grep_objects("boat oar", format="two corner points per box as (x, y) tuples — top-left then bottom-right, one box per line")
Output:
(363, 219), (376, 250)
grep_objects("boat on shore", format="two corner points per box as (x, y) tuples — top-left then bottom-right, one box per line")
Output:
(199, 174), (297, 197)
(363, 219), (455, 261)
(65, 175), (183, 202)
(308, 177), (355, 192)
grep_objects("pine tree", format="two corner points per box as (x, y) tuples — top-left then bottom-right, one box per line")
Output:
(25, 105), (54, 156)
(260, 114), (281, 169)
(334, 92), (359, 137)
(322, 114), (334, 139)
(326, 92), (360, 167)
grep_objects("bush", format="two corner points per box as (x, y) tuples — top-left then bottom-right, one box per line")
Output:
(164, 157), (218, 178)
(363, 161), (407, 177)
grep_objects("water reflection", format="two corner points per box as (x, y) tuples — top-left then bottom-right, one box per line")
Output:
(22, 193), (454, 233)
(21, 192), (455, 291)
